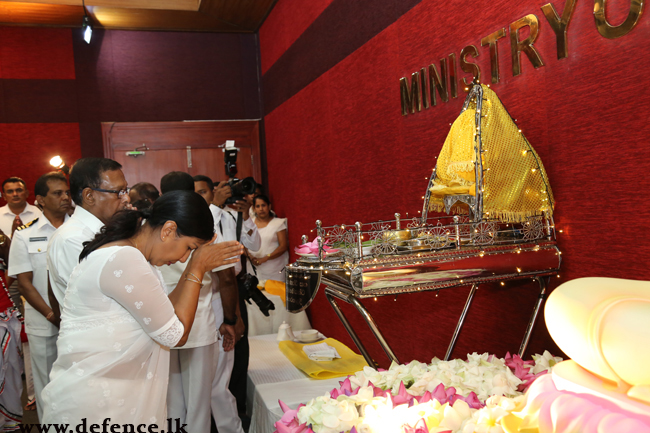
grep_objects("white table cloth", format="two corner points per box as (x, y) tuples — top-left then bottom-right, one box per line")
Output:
(246, 292), (311, 337)
(246, 334), (344, 433)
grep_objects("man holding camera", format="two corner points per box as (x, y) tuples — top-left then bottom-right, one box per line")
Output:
(194, 175), (261, 433)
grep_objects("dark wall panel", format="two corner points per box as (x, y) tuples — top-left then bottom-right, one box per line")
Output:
(73, 29), (261, 125)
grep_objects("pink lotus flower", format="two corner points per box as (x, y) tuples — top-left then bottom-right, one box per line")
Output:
(330, 377), (360, 398)
(274, 401), (311, 433)
(403, 418), (431, 433)
(505, 352), (548, 392)
(391, 381), (414, 406)
(294, 237), (339, 255)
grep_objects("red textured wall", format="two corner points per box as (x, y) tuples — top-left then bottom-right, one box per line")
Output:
(0, 123), (81, 195)
(260, 0), (650, 365)
(259, 0), (334, 74)
(0, 27), (75, 79)
(0, 27), (81, 202)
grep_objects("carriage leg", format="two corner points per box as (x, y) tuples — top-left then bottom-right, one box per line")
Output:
(348, 296), (400, 365)
(444, 284), (478, 361)
(518, 276), (550, 357)
(325, 290), (379, 368)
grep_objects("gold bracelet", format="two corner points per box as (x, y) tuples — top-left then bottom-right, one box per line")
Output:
(184, 272), (202, 285)
(46, 311), (54, 321)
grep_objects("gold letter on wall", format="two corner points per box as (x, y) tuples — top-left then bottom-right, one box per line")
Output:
(448, 53), (458, 99)
(481, 28), (506, 83)
(460, 45), (481, 86)
(541, 0), (577, 59)
(428, 59), (449, 106)
(510, 14), (545, 77)
(594, 0), (645, 39)
(400, 71), (421, 116)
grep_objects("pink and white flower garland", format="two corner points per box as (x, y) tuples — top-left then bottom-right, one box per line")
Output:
(274, 351), (562, 433)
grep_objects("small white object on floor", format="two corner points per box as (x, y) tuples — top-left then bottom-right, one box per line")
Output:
(303, 343), (341, 362)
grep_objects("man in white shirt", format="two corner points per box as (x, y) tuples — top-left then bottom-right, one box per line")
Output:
(0, 177), (42, 292)
(160, 172), (241, 433)
(0, 177), (42, 239)
(195, 175), (261, 432)
(8, 172), (71, 421)
(47, 158), (130, 306)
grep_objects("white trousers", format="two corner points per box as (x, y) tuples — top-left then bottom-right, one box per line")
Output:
(211, 294), (244, 433)
(26, 333), (57, 422)
(22, 342), (34, 401)
(167, 343), (217, 433)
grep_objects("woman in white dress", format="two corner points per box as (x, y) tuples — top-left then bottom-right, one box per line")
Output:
(247, 194), (289, 284)
(41, 191), (242, 428)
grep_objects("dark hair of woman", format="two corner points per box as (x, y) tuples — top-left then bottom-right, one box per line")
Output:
(80, 190), (214, 261)
(253, 194), (271, 206)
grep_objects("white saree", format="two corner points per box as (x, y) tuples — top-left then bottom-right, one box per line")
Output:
(42, 246), (184, 427)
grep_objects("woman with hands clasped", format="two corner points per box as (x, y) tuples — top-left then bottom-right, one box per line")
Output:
(42, 190), (243, 427)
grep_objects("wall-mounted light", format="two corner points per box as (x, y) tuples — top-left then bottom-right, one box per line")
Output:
(82, 0), (92, 44)
(50, 155), (69, 174)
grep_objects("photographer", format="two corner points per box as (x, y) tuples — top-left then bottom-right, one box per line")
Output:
(194, 175), (261, 433)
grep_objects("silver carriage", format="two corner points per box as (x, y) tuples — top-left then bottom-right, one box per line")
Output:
(285, 83), (560, 368)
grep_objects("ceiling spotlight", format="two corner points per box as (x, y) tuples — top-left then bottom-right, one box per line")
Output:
(82, 15), (92, 44)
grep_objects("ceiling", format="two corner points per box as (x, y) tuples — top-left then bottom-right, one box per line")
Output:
(0, 0), (278, 32)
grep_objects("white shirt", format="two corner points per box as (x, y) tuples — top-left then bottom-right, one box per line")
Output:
(0, 203), (42, 239)
(47, 206), (104, 305)
(8, 214), (68, 337)
(211, 205), (261, 274)
(158, 230), (234, 349)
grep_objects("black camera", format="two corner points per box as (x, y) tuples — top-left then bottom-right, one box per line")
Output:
(238, 273), (275, 317)
(225, 177), (256, 205)
(223, 142), (257, 205)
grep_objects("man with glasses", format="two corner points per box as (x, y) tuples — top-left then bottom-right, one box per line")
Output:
(47, 158), (130, 306)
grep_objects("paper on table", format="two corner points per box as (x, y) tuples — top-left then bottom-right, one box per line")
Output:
(303, 342), (341, 362)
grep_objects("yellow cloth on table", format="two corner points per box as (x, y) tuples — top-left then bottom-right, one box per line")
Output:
(278, 338), (368, 379)
(264, 279), (286, 304)
(429, 84), (554, 222)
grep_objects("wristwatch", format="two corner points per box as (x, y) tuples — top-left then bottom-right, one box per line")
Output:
(223, 316), (237, 326)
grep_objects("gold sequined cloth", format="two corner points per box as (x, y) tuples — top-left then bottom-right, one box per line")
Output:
(429, 85), (554, 222)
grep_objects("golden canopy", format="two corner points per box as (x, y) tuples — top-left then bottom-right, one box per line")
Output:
(428, 85), (554, 222)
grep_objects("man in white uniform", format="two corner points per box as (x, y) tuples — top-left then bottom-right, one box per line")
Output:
(160, 172), (241, 433)
(0, 177), (42, 240)
(195, 175), (261, 432)
(0, 177), (42, 304)
(8, 172), (70, 420)
(48, 158), (130, 306)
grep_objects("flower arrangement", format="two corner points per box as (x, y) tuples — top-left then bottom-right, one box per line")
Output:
(274, 351), (562, 433)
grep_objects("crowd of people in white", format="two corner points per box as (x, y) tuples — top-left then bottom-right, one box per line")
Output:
(0, 157), (292, 431)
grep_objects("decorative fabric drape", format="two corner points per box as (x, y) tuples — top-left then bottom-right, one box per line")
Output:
(429, 85), (554, 222)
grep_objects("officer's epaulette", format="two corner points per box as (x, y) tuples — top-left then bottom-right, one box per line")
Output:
(16, 218), (38, 231)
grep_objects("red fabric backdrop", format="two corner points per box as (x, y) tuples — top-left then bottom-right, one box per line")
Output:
(259, 0), (334, 74)
(0, 27), (81, 199)
(260, 0), (650, 366)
